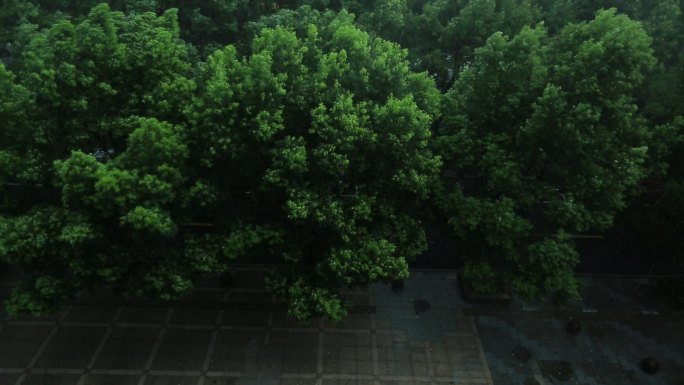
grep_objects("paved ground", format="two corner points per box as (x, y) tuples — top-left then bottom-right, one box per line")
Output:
(473, 275), (684, 385)
(0, 267), (681, 385)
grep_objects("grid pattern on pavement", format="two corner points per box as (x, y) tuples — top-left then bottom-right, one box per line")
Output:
(2, 268), (682, 385)
(474, 275), (684, 385)
(0, 268), (492, 385)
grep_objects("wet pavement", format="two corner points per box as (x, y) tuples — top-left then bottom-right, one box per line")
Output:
(0, 267), (681, 385)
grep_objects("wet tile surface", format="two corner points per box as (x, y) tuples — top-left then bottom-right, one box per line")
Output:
(22, 373), (82, 385)
(0, 325), (52, 367)
(0, 267), (681, 385)
(475, 282), (684, 385)
(150, 329), (213, 371)
(33, 326), (106, 369)
(82, 374), (140, 385)
(92, 327), (159, 369)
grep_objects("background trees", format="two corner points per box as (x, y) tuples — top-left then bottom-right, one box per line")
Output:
(395, 0), (542, 90)
(0, 1), (302, 59)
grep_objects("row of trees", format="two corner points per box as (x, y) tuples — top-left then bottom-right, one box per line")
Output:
(0, 0), (682, 319)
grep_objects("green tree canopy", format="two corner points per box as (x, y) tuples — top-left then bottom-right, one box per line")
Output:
(435, 9), (656, 299)
(189, 8), (441, 319)
(1, 4), (441, 320)
(2, 0), (684, 320)
(398, 0), (542, 90)
(0, 3), (198, 315)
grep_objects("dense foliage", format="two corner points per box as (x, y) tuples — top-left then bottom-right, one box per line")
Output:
(0, 0), (682, 318)
(435, 10), (655, 297)
(0, 4), (440, 319)
(188, 8), (441, 319)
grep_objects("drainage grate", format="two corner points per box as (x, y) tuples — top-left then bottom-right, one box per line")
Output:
(413, 299), (431, 314)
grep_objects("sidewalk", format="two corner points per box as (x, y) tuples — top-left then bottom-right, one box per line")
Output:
(473, 275), (684, 385)
(0, 267), (681, 385)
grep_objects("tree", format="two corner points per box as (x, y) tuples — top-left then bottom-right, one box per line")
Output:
(189, 7), (441, 319)
(434, 9), (656, 299)
(609, 116), (684, 277)
(0, 0), (38, 55)
(0, 62), (36, 212)
(356, 0), (410, 42)
(1, 1), (299, 59)
(530, 0), (646, 33)
(1, 4), (441, 321)
(0, 4), (198, 315)
(399, 0), (541, 90)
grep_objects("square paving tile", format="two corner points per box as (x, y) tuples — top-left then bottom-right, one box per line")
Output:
(252, 346), (286, 374)
(452, 317), (475, 333)
(118, 307), (170, 324)
(270, 331), (318, 373)
(338, 346), (356, 360)
(82, 374), (140, 385)
(433, 361), (452, 376)
(170, 308), (220, 325)
(323, 380), (375, 385)
(209, 330), (264, 372)
(378, 360), (413, 376)
(444, 335), (479, 353)
(221, 309), (270, 327)
(226, 292), (273, 310)
(22, 373), (82, 385)
(378, 380), (421, 385)
(64, 306), (119, 323)
(281, 379), (316, 385)
(176, 290), (225, 306)
(143, 375), (199, 385)
(411, 361), (429, 376)
(75, 288), (129, 307)
(272, 311), (316, 329)
(343, 293), (372, 307)
(33, 326), (106, 369)
(323, 332), (374, 374)
(323, 314), (372, 330)
(325, 332), (371, 348)
(92, 327), (159, 369)
(202, 377), (239, 385)
(0, 325), (53, 367)
(0, 374), (21, 385)
(331, 359), (373, 374)
(149, 329), (212, 371)
(330, 346), (372, 362)
(270, 330), (318, 346)
(376, 344), (414, 363)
